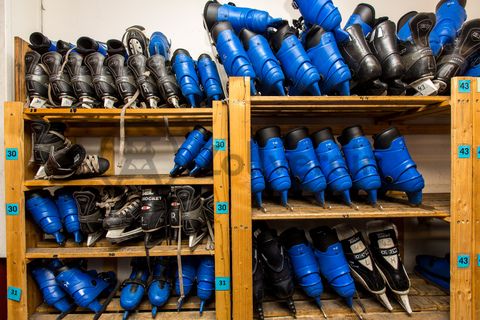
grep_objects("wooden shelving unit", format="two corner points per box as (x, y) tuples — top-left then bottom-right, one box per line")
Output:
(228, 77), (474, 319)
(5, 100), (231, 320)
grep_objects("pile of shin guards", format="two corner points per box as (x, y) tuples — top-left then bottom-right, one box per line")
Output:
(251, 125), (425, 211)
(253, 221), (412, 319)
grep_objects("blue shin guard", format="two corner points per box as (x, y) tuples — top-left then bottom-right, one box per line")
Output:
(211, 21), (257, 95)
(148, 258), (172, 318)
(415, 255), (450, 290)
(310, 226), (356, 307)
(54, 189), (83, 244)
(149, 32), (171, 59)
(311, 128), (353, 207)
(239, 29), (286, 96)
(120, 258), (149, 320)
(269, 21), (322, 96)
(170, 125), (212, 177)
(304, 25), (351, 95)
(284, 128), (327, 207)
(430, 0), (467, 56)
(196, 256), (215, 315)
(197, 54), (224, 104)
(190, 136), (214, 176)
(56, 266), (118, 318)
(373, 127), (425, 205)
(172, 49), (203, 107)
(31, 264), (75, 316)
(175, 257), (197, 310)
(26, 191), (65, 245)
(251, 140), (266, 210)
(280, 228), (326, 316)
(338, 126), (381, 206)
(204, 1), (282, 33)
(255, 126), (291, 208)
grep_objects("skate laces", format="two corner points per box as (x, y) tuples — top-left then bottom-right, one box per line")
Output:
(75, 155), (101, 175)
(98, 187), (128, 215)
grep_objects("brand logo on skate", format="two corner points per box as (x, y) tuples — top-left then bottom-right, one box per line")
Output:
(141, 205), (151, 211)
(471, 31), (480, 41)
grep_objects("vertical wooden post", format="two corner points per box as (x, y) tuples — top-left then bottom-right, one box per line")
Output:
(451, 77), (474, 320)
(213, 101), (231, 320)
(471, 77), (480, 320)
(229, 77), (253, 319)
(14, 37), (30, 101)
(4, 102), (28, 319)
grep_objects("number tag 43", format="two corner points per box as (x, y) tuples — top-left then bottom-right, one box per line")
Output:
(458, 80), (471, 93)
(458, 145), (471, 159)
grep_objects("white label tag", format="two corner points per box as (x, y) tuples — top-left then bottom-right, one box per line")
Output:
(61, 98), (74, 107)
(30, 97), (47, 108)
(413, 79), (438, 96)
(104, 98), (115, 109)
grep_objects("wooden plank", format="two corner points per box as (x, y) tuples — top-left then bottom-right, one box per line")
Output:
(472, 76), (480, 320)
(264, 311), (448, 320)
(30, 311), (216, 320)
(23, 175), (213, 188)
(5, 102), (28, 318)
(14, 37), (30, 101)
(24, 108), (213, 117)
(213, 101), (231, 320)
(250, 95), (450, 106)
(36, 295), (214, 313)
(450, 77), (474, 320)
(229, 77), (253, 319)
(253, 193), (449, 220)
(25, 244), (213, 259)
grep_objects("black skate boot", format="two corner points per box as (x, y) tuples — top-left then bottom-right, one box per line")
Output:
(173, 186), (207, 248)
(106, 54), (139, 108)
(127, 54), (161, 108)
(38, 144), (110, 180)
(84, 52), (119, 108)
(123, 25), (150, 57)
(74, 188), (105, 246)
(366, 220), (412, 315)
(397, 12), (438, 96)
(253, 237), (265, 320)
(41, 52), (76, 106)
(106, 39), (128, 58)
(335, 223), (392, 311)
(255, 224), (296, 318)
(30, 120), (70, 165)
(435, 19), (480, 93)
(25, 51), (49, 108)
(201, 192), (215, 250)
(339, 24), (387, 95)
(146, 54), (181, 108)
(369, 20), (408, 95)
(65, 52), (98, 108)
(141, 187), (171, 267)
(103, 187), (143, 243)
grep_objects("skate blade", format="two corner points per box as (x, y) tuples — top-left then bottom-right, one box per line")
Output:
(395, 293), (413, 315)
(189, 233), (207, 248)
(377, 292), (393, 311)
(87, 231), (104, 247)
(34, 166), (47, 180)
(106, 227), (143, 243)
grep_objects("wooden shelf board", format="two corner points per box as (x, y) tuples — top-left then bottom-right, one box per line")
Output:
(253, 193), (449, 220)
(261, 275), (448, 319)
(24, 174), (213, 188)
(36, 295), (214, 314)
(31, 311), (216, 320)
(26, 240), (213, 259)
(24, 107), (213, 121)
(250, 96), (451, 121)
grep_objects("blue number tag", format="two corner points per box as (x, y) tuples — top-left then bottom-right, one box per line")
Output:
(477, 254), (480, 267)
(6, 204), (19, 216)
(215, 277), (231, 291)
(5, 148), (18, 160)
(214, 139), (226, 151)
(457, 254), (470, 268)
(215, 202), (229, 214)
(7, 286), (22, 302)
(459, 80), (471, 93)
(477, 147), (480, 159)
(458, 145), (471, 159)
